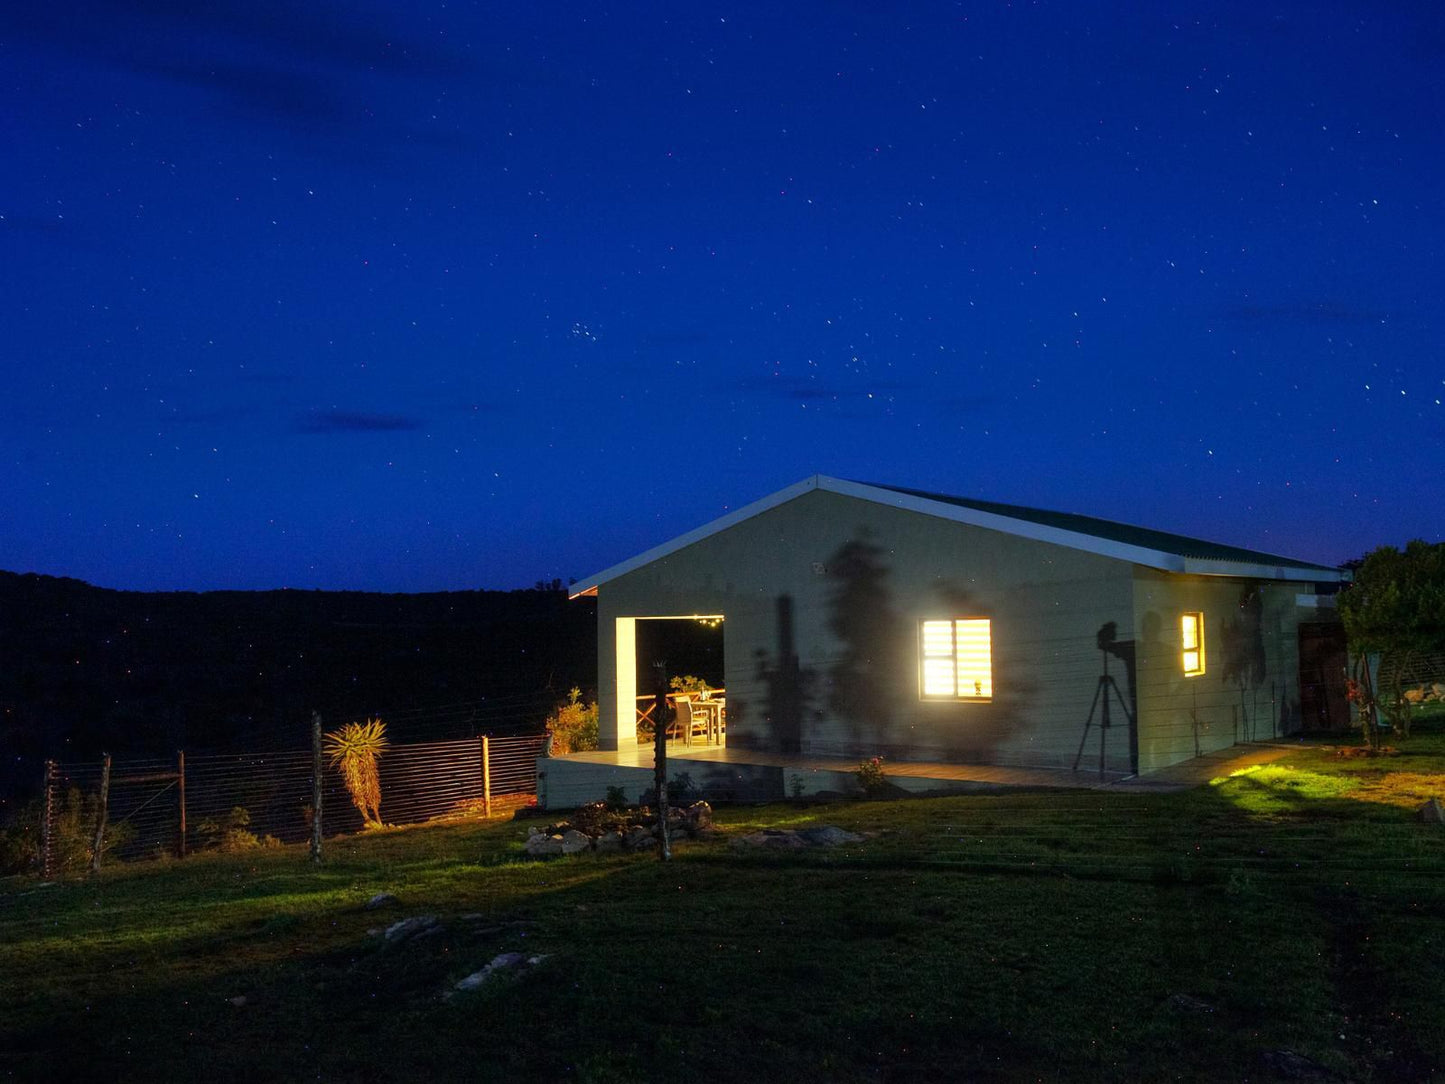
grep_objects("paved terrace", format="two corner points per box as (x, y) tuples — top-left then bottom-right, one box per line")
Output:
(541, 741), (1304, 807)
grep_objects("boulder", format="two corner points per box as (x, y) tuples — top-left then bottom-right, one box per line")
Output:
(385, 915), (441, 942)
(685, 801), (714, 829)
(594, 831), (624, 852)
(1166, 992), (1216, 1014)
(799, 826), (863, 846)
(624, 826), (653, 849)
(734, 826), (864, 849)
(525, 833), (565, 856)
(364, 892), (399, 911)
(1257, 1049), (1336, 1082)
(453, 952), (527, 992)
(1417, 797), (1445, 825)
(560, 829), (592, 854)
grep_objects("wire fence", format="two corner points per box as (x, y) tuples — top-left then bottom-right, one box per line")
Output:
(40, 732), (546, 876)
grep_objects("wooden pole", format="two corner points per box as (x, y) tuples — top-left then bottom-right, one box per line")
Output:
(310, 712), (323, 864)
(651, 662), (671, 862)
(41, 760), (56, 879)
(176, 750), (188, 858)
(90, 754), (111, 875)
(482, 735), (492, 818)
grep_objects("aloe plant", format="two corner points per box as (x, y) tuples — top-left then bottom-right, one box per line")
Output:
(324, 718), (388, 827)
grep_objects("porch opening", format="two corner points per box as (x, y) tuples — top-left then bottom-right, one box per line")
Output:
(615, 614), (725, 749)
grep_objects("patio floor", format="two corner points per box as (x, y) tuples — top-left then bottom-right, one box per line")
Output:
(542, 740), (1307, 808)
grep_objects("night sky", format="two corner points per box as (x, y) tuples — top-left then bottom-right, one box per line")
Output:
(4, 2), (1441, 592)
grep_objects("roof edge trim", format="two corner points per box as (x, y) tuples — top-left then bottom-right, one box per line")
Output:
(568, 476), (822, 597)
(569, 474), (1349, 597)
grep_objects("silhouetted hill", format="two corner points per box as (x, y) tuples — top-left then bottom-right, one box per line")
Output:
(0, 571), (597, 802)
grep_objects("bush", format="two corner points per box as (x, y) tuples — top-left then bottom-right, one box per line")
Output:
(0, 802), (42, 875)
(546, 688), (599, 754)
(855, 756), (888, 797)
(0, 788), (135, 875)
(668, 675), (713, 695)
(195, 806), (281, 852)
(640, 772), (696, 807)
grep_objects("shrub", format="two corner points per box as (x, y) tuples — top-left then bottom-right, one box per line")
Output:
(1, 788), (135, 875)
(855, 756), (888, 797)
(195, 806), (281, 852)
(546, 688), (599, 754)
(324, 718), (388, 827)
(0, 802), (42, 875)
(640, 772), (696, 808)
(668, 675), (713, 695)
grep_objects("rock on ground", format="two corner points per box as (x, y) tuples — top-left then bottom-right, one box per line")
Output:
(451, 952), (547, 995)
(734, 826), (864, 849)
(384, 915), (441, 942)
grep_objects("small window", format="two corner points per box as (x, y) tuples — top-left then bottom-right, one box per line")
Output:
(920, 618), (992, 700)
(1181, 612), (1205, 676)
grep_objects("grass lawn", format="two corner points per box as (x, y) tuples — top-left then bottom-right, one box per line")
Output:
(3, 727), (1443, 1083)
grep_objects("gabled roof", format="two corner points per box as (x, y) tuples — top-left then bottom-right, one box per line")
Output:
(570, 475), (1349, 597)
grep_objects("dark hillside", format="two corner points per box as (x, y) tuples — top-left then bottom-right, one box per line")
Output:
(0, 572), (596, 802)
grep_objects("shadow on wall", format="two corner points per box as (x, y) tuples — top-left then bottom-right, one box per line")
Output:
(1220, 586), (1269, 741)
(749, 531), (1048, 763)
(926, 580), (1041, 764)
(826, 535), (907, 749)
(748, 594), (815, 754)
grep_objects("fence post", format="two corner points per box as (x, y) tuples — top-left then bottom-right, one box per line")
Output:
(310, 712), (323, 865)
(652, 663), (671, 862)
(482, 735), (492, 818)
(90, 753), (112, 875)
(176, 750), (188, 858)
(41, 760), (56, 878)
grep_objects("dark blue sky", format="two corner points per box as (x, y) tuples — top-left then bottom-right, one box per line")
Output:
(3, 2), (1441, 591)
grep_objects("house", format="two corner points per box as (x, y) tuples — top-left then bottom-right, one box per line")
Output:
(541, 476), (1348, 807)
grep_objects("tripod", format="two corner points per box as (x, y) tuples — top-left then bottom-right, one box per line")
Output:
(1073, 644), (1136, 776)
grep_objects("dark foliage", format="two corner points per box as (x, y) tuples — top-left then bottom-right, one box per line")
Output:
(0, 572), (596, 803)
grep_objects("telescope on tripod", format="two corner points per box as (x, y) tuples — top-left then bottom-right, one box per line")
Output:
(1074, 622), (1136, 776)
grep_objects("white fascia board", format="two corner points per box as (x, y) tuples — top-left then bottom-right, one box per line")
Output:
(814, 476), (1189, 572)
(568, 476), (823, 598)
(1182, 557), (1350, 583)
(568, 473), (1349, 598)
(821, 478), (1348, 583)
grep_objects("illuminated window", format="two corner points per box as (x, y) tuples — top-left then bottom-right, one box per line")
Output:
(1181, 612), (1205, 676)
(920, 618), (992, 700)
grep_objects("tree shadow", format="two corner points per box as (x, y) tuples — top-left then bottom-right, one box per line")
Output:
(1220, 586), (1268, 741)
(826, 535), (908, 749)
(731, 593), (816, 756)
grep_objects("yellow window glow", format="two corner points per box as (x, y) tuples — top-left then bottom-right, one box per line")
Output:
(920, 620), (957, 696)
(1181, 612), (1205, 676)
(919, 618), (992, 700)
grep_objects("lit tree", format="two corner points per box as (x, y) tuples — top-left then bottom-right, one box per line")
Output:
(1338, 540), (1445, 743)
(324, 718), (388, 827)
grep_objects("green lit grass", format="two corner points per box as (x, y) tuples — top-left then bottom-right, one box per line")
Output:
(3, 731), (1443, 1083)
